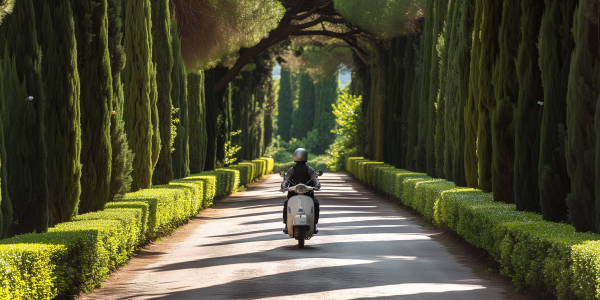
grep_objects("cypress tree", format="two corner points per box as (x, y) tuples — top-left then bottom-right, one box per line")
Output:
(107, 0), (134, 202)
(474, 0), (502, 193)
(314, 74), (338, 154)
(276, 66), (293, 142)
(151, 0), (173, 185)
(416, 0), (434, 173)
(435, 0), (453, 179)
(400, 36), (417, 170)
(566, 0), (599, 232)
(538, 0), (577, 223)
(406, 35), (425, 171)
(370, 47), (386, 161)
(392, 37), (408, 169)
(203, 68), (218, 170)
(441, 0), (460, 182)
(464, 0), (483, 189)
(452, 0), (474, 187)
(123, 0), (155, 190)
(0, 0), (49, 235)
(426, 0), (447, 177)
(0, 51), (7, 237)
(38, 1), (82, 223)
(514, 0), (544, 211)
(490, 0), (520, 203)
(188, 71), (208, 173)
(290, 72), (316, 140)
(73, 0), (113, 212)
(171, 20), (189, 179)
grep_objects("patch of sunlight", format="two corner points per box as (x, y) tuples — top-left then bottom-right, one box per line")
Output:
(258, 283), (486, 299)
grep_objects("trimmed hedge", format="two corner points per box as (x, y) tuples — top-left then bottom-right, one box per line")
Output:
(346, 157), (600, 299)
(0, 158), (271, 299)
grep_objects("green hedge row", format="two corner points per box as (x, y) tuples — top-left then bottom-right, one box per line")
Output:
(346, 157), (600, 300)
(0, 158), (274, 299)
(272, 158), (331, 173)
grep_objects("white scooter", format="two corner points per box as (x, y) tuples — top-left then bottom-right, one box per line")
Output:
(279, 170), (323, 248)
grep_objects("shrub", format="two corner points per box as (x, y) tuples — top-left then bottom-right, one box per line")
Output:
(346, 158), (600, 299)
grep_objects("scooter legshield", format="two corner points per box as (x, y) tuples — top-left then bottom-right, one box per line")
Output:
(286, 195), (315, 238)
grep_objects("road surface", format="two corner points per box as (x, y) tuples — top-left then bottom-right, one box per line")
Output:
(81, 173), (534, 300)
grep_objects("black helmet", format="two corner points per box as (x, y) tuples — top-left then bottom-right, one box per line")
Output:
(293, 148), (308, 162)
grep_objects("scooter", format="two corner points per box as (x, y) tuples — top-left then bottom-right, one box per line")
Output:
(279, 169), (323, 248)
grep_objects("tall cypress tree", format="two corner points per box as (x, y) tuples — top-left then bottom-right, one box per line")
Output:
(290, 72), (316, 140)
(514, 0), (544, 211)
(123, 0), (155, 190)
(435, 0), (453, 180)
(188, 71), (208, 173)
(73, 0), (113, 213)
(276, 66), (293, 142)
(0, 51), (7, 237)
(107, 0), (134, 202)
(171, 20), (189, 179)
(538, 0), (577, 223)
(151, 0), (173, 185)
(203, 68), (218, 170)
(416, 0), (434, 173)
(0, 0), (49, 235)
(38, 1), (82, 223)
(426, 0), (447, 177)
(400, 36), (416, 170)
(314, 73), (338, 154)
(490, 0), (520, 203)
(566, 0), (598, 233)
(392, 37), (408, 169)
(464, 0), (482, 189)
(474, 0), (502, 193)
(406, 35), (424, 171)
(452, 0), (474, 187)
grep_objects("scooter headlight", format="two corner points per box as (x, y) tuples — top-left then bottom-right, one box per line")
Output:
(295, 185), (307, 194)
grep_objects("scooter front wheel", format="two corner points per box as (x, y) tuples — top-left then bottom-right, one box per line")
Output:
(297, 228), (305, 248)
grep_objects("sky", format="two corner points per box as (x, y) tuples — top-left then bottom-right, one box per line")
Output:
(272, 64), (351, 89)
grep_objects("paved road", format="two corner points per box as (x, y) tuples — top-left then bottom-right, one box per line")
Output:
(82, 173), (531, 300)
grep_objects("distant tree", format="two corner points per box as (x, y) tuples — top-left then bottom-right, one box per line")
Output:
(415, 0), (434, 173)
(290, 72), (316, 140)
(276, 66), (293, 142)
(313, 73), (338, 154)
(188, 71), (208, 173)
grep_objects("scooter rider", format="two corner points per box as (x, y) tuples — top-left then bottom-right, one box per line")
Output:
(281, 148), (321, 234)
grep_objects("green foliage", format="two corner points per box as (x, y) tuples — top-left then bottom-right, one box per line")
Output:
(435, 0), (453, 181)
(276, 67), (293, 142)
(171, 20), (190, 180)
(565, 0), (599, 233)
(538, 0), (577, 223)
(347, 157), (600, 299)
(37, 0), (82, 225)
(490, 0), (520, 204)
(0, 0), (14, 24)
(123, 0), (155, 191)
(273, 155), (331, 173)
(151, 0), (174, 185)
(327, 93), (363, 172)
(224, 141), (242, 165)
(514, 0), (544, 212)
(203, 68), (219, 170)
(334, 0), (424, 38)
(0, 0), (49, 235)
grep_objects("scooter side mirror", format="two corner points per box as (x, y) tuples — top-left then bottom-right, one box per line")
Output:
(317, 170), (323, 176)
(279, 171), (286, 178)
